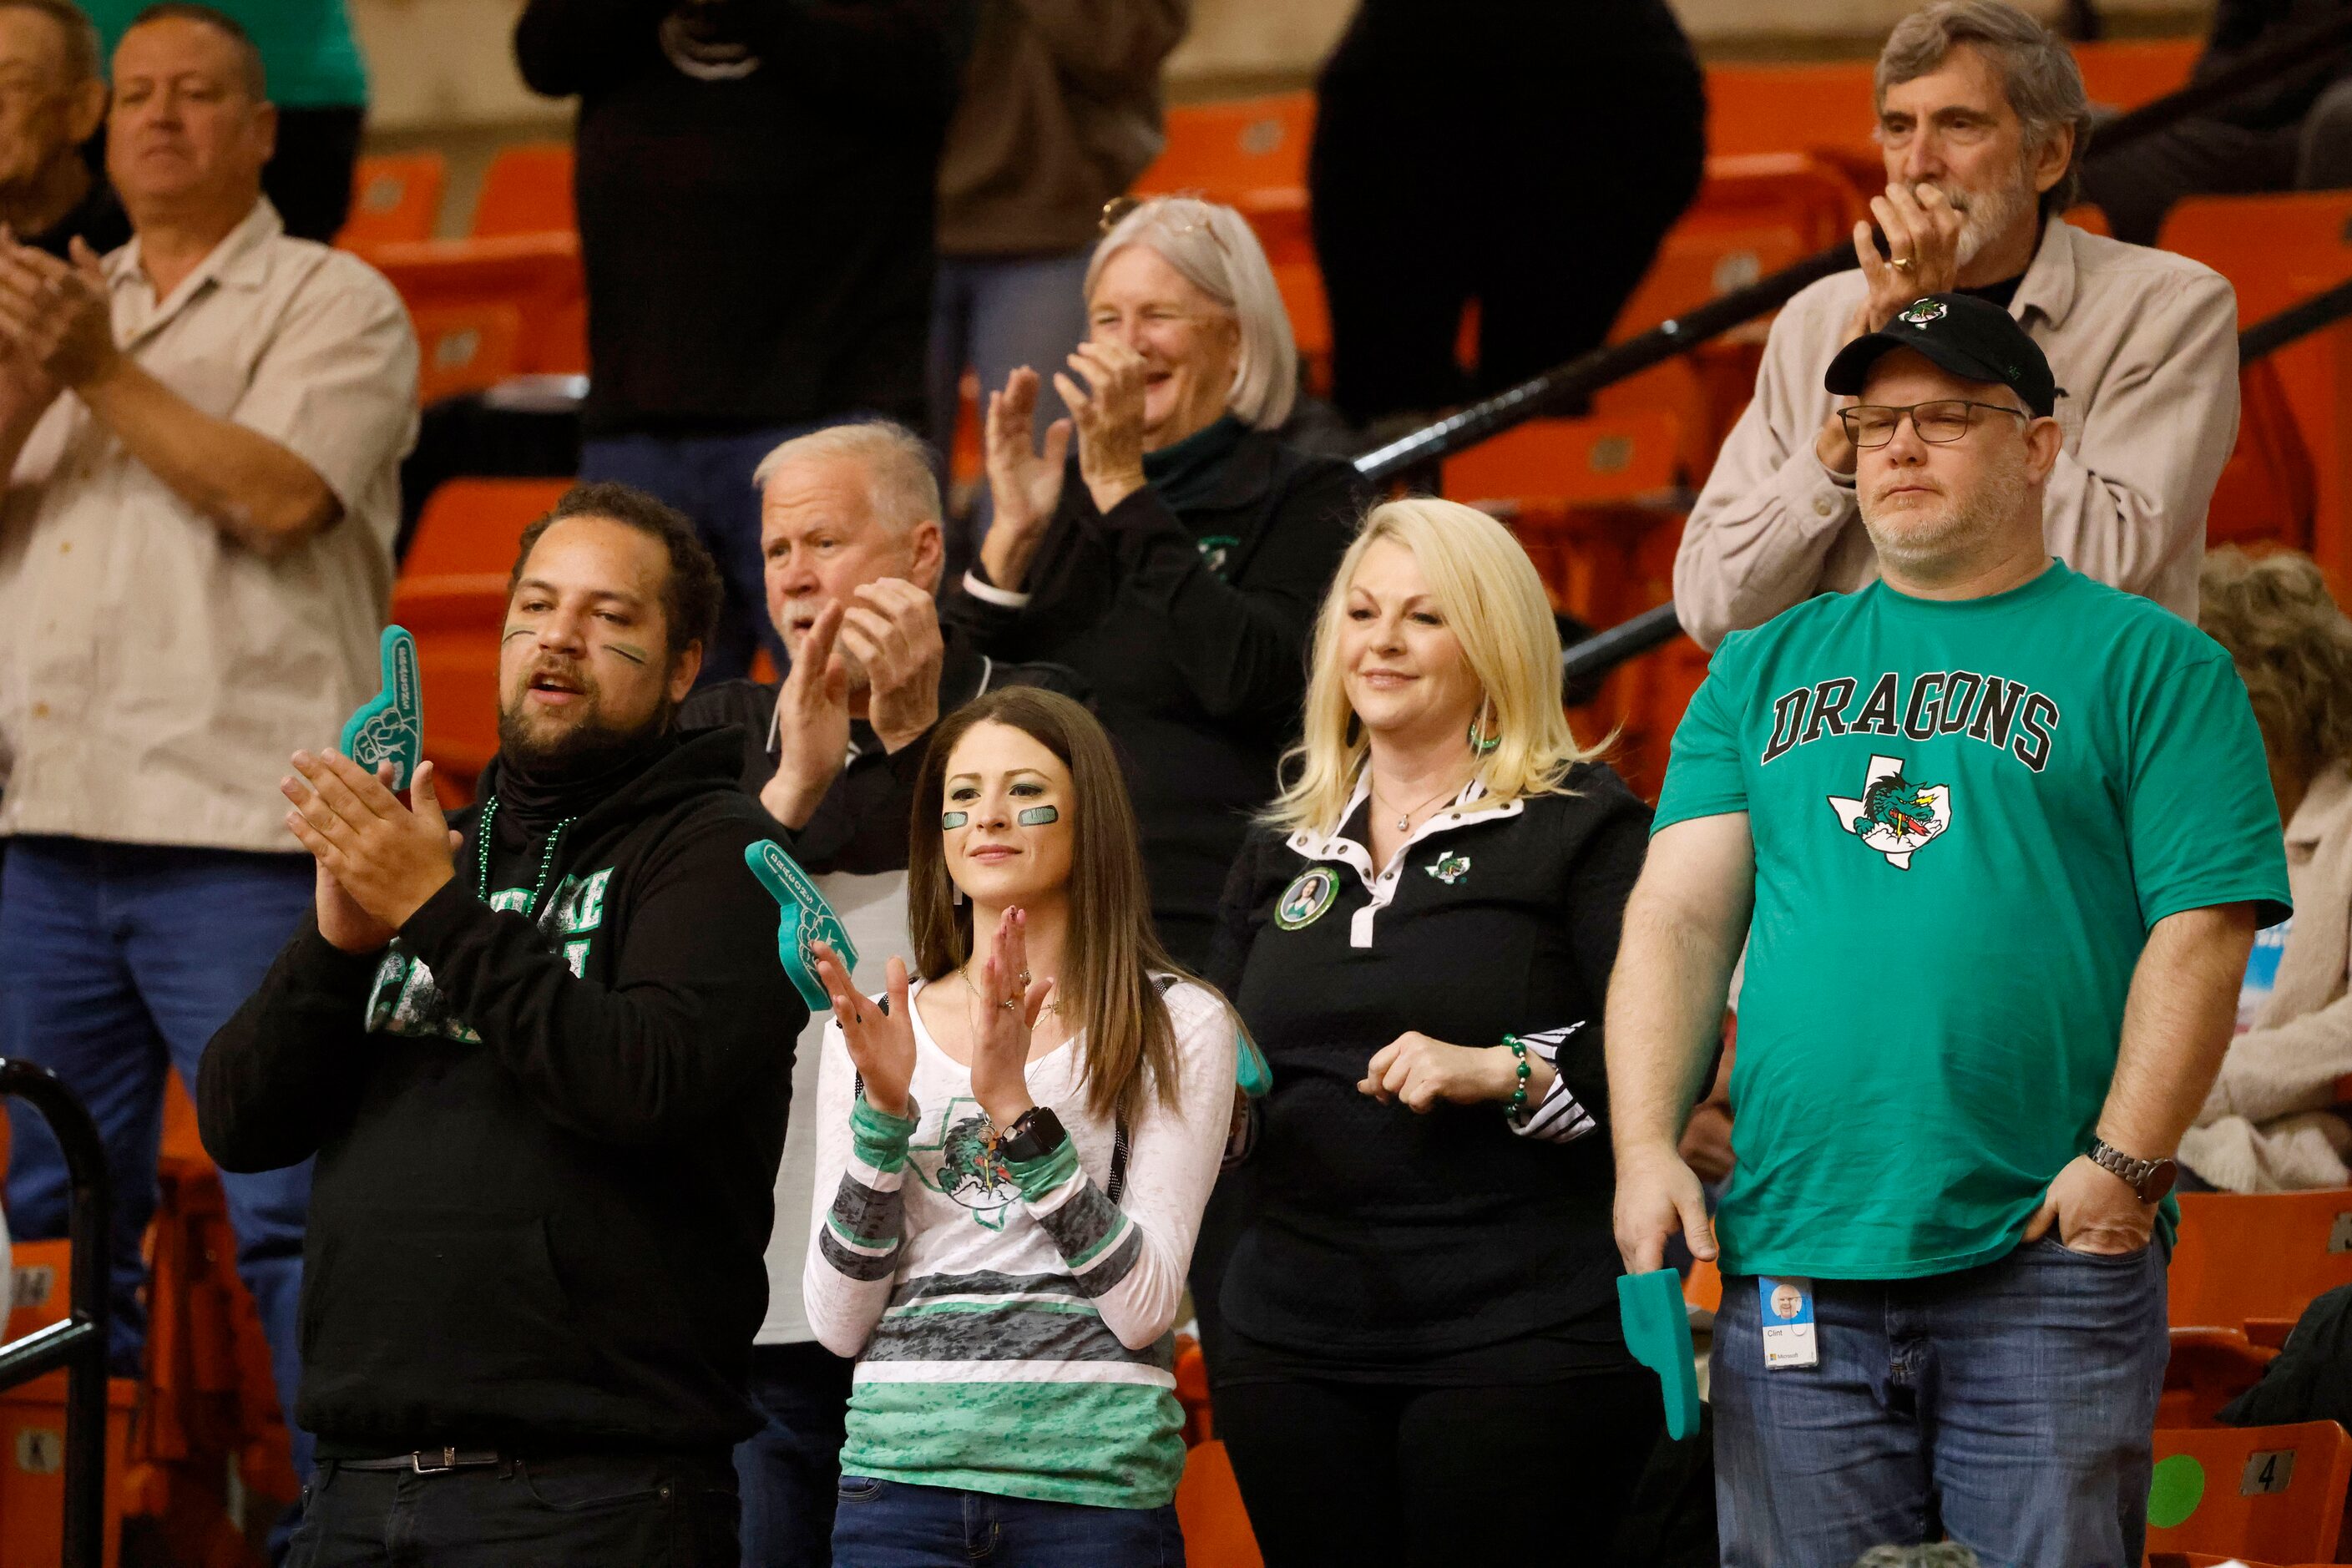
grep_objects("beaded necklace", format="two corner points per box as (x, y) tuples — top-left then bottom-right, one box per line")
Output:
(473, 796), (578, 918)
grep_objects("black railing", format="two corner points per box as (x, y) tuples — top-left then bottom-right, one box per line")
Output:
(1354, 5), (2352, 487)
(1539, 276), (2352, 686)
(0, 1063), (113, 1568)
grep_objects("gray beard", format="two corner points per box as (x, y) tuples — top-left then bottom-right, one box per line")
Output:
(1864, 448), (2031, 580)
(1935, 173), (2037, 271)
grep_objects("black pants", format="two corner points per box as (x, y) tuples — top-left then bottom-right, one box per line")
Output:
(1215, 1364), (1662, 1568)
(1308, 4), (1706, 427)
(2079, 78), (2352, 245)
(286, 1451), (742, 1567)
(266, 104), (366, 243)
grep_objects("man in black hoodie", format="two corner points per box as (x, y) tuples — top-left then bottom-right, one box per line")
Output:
(200, 480), (805, 1566)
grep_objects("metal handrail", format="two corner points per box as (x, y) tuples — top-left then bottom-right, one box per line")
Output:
(0, 1062), (113, 1568)
(1356, 7), (2352, 486)
(1546, 271), (2352, 688)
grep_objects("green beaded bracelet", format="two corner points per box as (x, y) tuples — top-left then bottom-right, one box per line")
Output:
(1503, 1034), (1530, 1116)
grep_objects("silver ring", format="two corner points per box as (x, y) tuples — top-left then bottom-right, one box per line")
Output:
(1018, 969), (1032, 984)
(999, 998), (1020, 1010)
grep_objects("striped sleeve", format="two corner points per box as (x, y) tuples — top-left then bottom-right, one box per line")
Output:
(803, 1021), (918, 1357)
(1506, 1023), (1600, 1144)
(1007, 984), (1237, 1352)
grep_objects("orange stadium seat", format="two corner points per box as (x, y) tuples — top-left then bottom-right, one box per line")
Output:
(2160, 193), (2352, 579)
(339, 152), (446, 247)
(2144, 1421), (2352, 1565)
(1174, 1440), (1263, 1568)
(362, 234), (588, 379)
(2162, 1328), (2281, 1429)
(472, 143), (577, 239)
(1134, 94), (1313, 265)
(1702, 61), (1879, 162)
(0, 1244), (137, 1568)
(2211, 358), (2319, 554)
(409, 301), (527, 405)
(2171, 1189), (2352, 1333)
(395, 478), (574, 790)
(2072, 38), (2200, 111)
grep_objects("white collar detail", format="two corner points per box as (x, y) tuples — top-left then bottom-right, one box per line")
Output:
(1284, 771), (1524, 948)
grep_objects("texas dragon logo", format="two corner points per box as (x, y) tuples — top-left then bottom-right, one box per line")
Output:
(1426, 853), (1470, 885)
(1899, 298), (1947, 326)
(910, 1097), (1019, 1230)
(1827, 753), (1951, 870)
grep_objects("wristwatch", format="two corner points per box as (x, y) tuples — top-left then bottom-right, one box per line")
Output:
(2086, 1138), (2177, 1204)
(996, 1105), (1070, 1165)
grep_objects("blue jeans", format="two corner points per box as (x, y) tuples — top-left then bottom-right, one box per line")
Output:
(734, 1340), (854, 1566)
(1712, 1236), (2170, 1568)
(580, 424), (837, 684)
(0, 837), (316, 1478)
(831, 1475), (1183, 1567)
(925, 252), (1092, 543)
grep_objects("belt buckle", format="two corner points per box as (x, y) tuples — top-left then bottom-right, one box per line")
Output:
(411, 1448), (461, 1474)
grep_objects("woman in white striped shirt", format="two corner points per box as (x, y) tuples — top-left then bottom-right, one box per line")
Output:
(803, 685), (1235, 1566)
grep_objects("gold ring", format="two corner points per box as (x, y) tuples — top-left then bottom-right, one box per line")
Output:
(1890, 255), (1914, 271)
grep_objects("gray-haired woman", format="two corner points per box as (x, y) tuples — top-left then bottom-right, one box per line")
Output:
(948, 195), (1373, 968)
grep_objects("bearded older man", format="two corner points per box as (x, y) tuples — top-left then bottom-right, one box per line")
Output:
(1675, 0), (2240, 650)
(1614, 296), (2285, 1565)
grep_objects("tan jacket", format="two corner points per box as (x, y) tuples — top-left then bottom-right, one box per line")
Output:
(937, 0), (1187, 257)
(0, 200), (418, 852)
(1675, 219), (2241, 649)
(2182, 762), (2352, 1192)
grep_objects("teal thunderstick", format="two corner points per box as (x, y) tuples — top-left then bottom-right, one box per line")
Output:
(341, 625), (423, 791)
(746, 839), (860, 1012)
(1617, 1268), (1701, 1441)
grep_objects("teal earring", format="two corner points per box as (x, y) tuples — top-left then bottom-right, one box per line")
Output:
(1469, 706), (1500, 755)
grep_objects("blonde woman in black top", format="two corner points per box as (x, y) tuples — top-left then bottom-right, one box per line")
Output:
(1204, 497), (1658, 1566)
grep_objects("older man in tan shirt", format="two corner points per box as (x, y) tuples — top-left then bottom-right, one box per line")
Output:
(1675, 0), (2240, 650)
(0, 3), (413, 1485)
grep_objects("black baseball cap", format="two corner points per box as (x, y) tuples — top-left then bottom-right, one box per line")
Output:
(1823, 293), (2060, 417)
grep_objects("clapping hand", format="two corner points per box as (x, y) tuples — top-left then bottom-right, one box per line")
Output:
(817, 943), (917, 1120)
(281, 752), (459, 938)
(1055, 341), (1150, 516)
(1847, 183), (1965, 341)
(0, 235), (119, 391)
(969, 907), (1055, 1129)
(979, 367), (1073, 594)
(761, 600), (852, 831)
(840, 579), (943, 753)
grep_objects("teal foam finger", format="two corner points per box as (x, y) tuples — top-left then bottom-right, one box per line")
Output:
(1235, 1027), (1272, 1099)
(746, 840), (858, 1012)
(1617, 1268), (1702, 1442)
(341, 625), (423, 791)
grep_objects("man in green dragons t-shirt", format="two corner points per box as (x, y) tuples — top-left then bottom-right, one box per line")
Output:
(1610, 294), (2285, 1567)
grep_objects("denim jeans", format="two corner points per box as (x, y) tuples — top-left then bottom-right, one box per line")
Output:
(831, 1475), (1184, 1567)
(0, 837), (316, 1475)
(734, 1340), (853, 1566)
(579, 424), (841, 685)
(1712, 1235), (2171, 1568)
(924, 251), (1092, 545)
(285, 1451), (741, 1567)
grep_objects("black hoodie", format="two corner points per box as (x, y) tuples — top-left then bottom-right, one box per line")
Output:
(198, 727), (807, 1454)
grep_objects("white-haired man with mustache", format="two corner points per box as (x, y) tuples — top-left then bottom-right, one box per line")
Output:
(1676, 0), (2241, 650)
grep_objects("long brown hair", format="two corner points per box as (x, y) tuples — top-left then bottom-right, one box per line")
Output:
(908, 687), (1193, 1123)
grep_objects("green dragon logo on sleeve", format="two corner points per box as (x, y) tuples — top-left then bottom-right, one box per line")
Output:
(1827, 753), (1952, 870)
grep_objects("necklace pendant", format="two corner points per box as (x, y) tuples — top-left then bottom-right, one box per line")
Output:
(1395, 815), (1409, 832)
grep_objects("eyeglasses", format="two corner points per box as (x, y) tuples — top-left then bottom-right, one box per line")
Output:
(1839, 399), (2031, 449)
(1099, 195), (1232, 255)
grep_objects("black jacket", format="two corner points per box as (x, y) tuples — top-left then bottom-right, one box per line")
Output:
(680, 622), (1085, 874)
(513, 0), (969, 437)
(943, 428), (1369, 965)
(1205, 771), (1650, 1370)
(198, 729), (806, 1453)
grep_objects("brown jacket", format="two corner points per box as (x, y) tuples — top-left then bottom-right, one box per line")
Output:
(2183, 761), (2352, 1191)
(938, 0), (1187, 256)
(1675, 218), (2241, 649)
